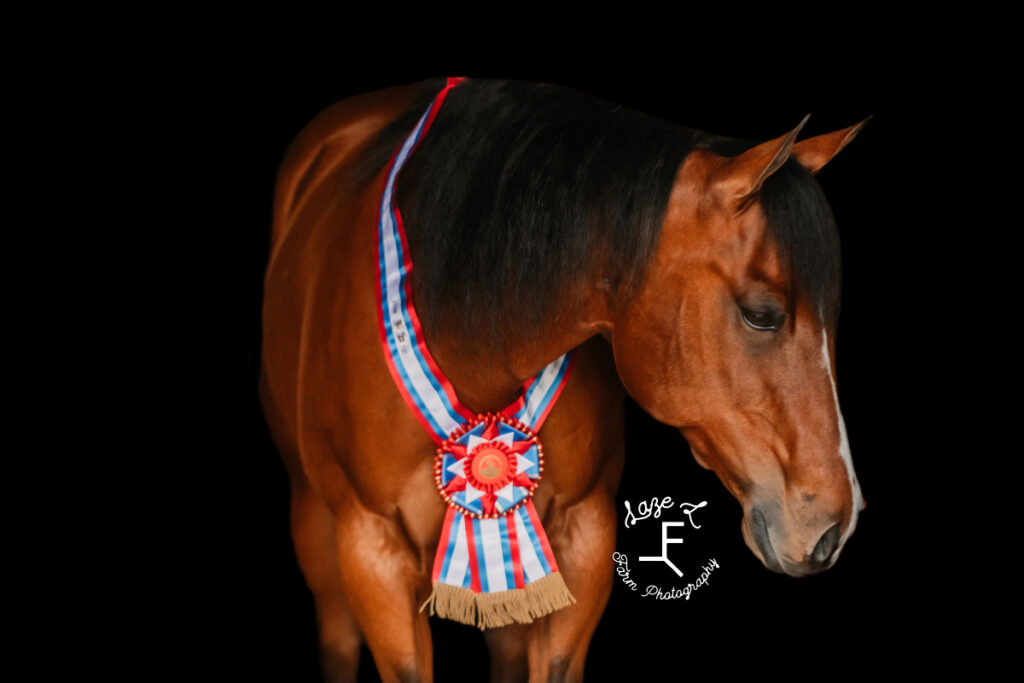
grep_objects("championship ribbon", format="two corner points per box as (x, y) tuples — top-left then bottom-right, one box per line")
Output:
(374, 77), (577, 629)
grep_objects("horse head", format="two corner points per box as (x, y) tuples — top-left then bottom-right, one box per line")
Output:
(606, 119), (868, 577)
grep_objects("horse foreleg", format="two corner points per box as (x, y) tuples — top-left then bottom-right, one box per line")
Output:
(482, 488), (617, 683)
(290, 486), (363, 682)
(335, 506), (434, 683)
(484, 624), (530, 683)
(525, 489), (617, 683)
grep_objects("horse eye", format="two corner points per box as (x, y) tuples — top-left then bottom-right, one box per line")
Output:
(741, 307), (784, 332)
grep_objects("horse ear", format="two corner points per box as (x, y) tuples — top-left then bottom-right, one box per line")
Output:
(791, 117), (871, 174)
(710, 114), (810, 211)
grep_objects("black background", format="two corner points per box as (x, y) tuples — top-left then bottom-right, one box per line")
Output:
(190, 42), (972, 680)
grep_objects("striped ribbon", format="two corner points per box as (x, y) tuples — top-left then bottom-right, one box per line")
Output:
(374, 77), (576, 629)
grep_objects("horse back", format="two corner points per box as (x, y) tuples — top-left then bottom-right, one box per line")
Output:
(270, 82), (426, 257)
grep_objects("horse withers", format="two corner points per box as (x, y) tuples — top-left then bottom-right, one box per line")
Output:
(260, 77), (866, 681)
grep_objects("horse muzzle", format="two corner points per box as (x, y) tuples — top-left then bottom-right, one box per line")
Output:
(744, 505), (846, 577)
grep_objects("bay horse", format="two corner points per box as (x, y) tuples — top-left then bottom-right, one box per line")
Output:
(260, 77), (866, 682)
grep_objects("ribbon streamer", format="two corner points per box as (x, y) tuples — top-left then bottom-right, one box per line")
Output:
(374, 77), (576, 629)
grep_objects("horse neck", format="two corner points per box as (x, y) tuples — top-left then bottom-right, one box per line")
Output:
(428, 291), (611, 414)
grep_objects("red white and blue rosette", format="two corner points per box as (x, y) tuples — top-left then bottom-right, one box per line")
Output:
(436, 413), (542, 519)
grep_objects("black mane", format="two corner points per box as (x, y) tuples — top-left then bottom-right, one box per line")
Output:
(361, 78), (841, 353)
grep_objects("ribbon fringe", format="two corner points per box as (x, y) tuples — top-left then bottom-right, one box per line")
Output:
(420, 573), (577, 630)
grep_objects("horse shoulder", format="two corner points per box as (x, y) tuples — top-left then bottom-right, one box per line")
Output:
(533, 336), (626, 530)
(262, 82), (432, 515)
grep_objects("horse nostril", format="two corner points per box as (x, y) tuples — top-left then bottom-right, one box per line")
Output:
(811, 523), (841, 565)
(750, 508), (782, 572)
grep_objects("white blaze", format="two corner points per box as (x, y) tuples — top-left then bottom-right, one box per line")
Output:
(821, 329), (862, 548)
